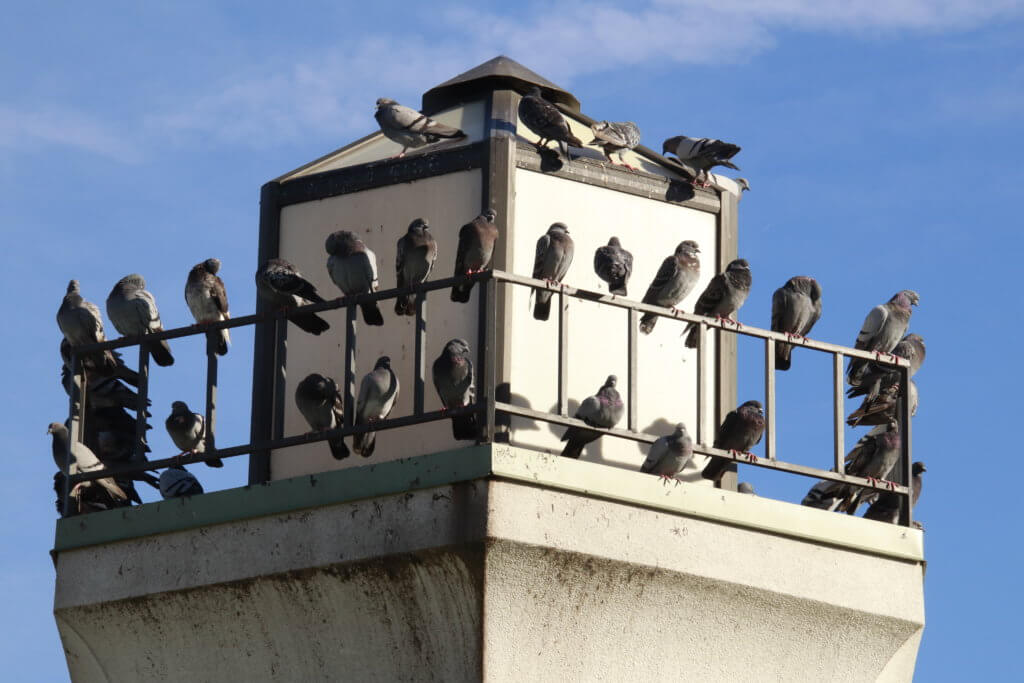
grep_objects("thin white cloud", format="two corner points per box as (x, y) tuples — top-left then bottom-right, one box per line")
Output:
(0, 106), (140, 163)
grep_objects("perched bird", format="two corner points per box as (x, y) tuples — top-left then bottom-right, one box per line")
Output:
(105, 274), (175, 367)
(837, 421), (902, 513)
(432, 339), (478, 441)
(640, 240), (701, 334)
(662, 135), (741, 187)
(61, 364), (147, 413)
(165, 401), (222, 468)
(589, 121), (641, 169)
(325, 230), (384, 326)
(593, 237), (633, 296)
(59, 338), (137, 386)
(295, 373), (349, 460)
(738, 482), (756, 495)
(353, 356), (399, 458)
(703, 400), (765, 482)
(451, 209), (499, 303)
(560, 375), (624, 459)
(255, 258), (330, 335)
(56, 280), (118, 373)
(847, 376), (918, 427)
(846, 290), (920, 386)
(48, 422), (128, 504)
(54, 470), (130, 516)
(185, 258), (231, 356)
(863, 462), (926, 524)
(801, 477), (843, 511)
(159, 465), (204, 499)
(639, 423), (693, 481)
(374, 98), (467, 158)
(395, 218), (438, 316)
(531, 223), (575, 321)
(771, 276), (823, 371)
(847, 333), (927, 397)
(89, 410), (160, 494)
(683, 258), (753, 348)
(518, 86), (583, 161)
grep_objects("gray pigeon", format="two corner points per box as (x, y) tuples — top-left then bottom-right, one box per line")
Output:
(847, 376), (918, 427)
(255, 258), (330, 335)
(395, 218), (438, 316)
(353, 356), (400, 458)
(837, 421), (902, 513)
(560, 375), (625, 459)
(48, 422), (127, 503)
(185, 258), (230, 356)
(589, 121), (641, 169)
(432, 339), (478, 441)
(325, 230), (384, 326)
(640, 240), (701, 334)
(374, 98), (467, 158)
(59, 338), (137, 386)
(738, 482), (756, 495)
(593, 237), (633, 296)
(165, 401), (222, 468)
(801, 477), (842, 510)
(683, 258), (753, 348)
(451, 209), (499, 303)
(847, 333), (926, 398)
(704, 400), (765, 482)
(518, 86), (583, 161)
(639, 422), (694, 481)
(295, 373), (350, 460)
(159, 465), (204, 499)
(863, 461), (926, 524)
(56, 280), (118, 373)
(662, 135), (741, 187)
(846, 290), (920, 386)
(106, 274), (174, 367)
(54, 470), (130, 516)
(532, 223), (575, 321)
(771, 276), (823, 371)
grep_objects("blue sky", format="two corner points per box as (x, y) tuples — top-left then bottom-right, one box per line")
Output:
(3, 2), (1022, 679)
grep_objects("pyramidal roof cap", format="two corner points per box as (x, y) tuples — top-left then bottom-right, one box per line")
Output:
(422, 55), (580, 113)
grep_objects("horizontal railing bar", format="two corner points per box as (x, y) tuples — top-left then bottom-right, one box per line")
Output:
(494, 401), (910, 496)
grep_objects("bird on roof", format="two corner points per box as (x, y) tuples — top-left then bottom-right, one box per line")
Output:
(589, 121), (641, 170)
(662, 135), (741, 188)
(518, 86), (583, 161)
(375, 98), (467, 158)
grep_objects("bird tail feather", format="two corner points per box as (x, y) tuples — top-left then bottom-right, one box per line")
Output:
(290, 312), (330, 335)
(361, 302), (385, 326)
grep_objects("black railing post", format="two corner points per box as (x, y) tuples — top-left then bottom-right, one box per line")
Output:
(696, 322), (711, 447)
(204, 334), (218, 452)
(557, 289), (568, 416)
(899, 363), (914, 527)
(414, 291), (426, 416)
(478, 275), (497, 443)
(627, 308), (638, 432)
(272, 318), (288, 444)
(135, 344), (150, 463)
(63, 351), (81, 516)
(833, 352), (845, 475)
(764, 338), (776, 460)
(343, 305), (357, 429)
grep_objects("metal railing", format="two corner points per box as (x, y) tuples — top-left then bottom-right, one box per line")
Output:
(62, 270), (915, 525)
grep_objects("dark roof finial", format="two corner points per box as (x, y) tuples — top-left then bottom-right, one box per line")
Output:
(422, 55), (579, 113)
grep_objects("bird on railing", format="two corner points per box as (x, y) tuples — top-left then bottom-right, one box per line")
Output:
(159, 465), (204, 499)
(48, 422), (128, 507)
(185, 258), (231, 356)
(54, 471), (131, 516)
(846, 290), (920, 387)
(683, 258), (752, 348)
(593, 237), (633, 297)
(518, 86), (583, 162)
(847, 333), (926, 396)
(451, 209), (499, 303)
(59, 338), (138, 386)
(836, 421), (902, 514)
(640, 422), (693, 482)
(532, 223), (575, 321)
(395, 218), (437, 316)
(165, 401), (222, 468)
(703, 400), (765, 482)
(295, 373), (350, 460)
(57, 280), (119, 374)
(106, 274), (175, 367)
(661, 135), (741, 188)
(255, 258), (330, 335)
(589, 121), (641, 170)
(771, 276), (823, 371)
(639, 240), (700, 334)
(433, 339), (478, 441)
(325, 230), (385, 326)
(560, 375), (624, 459)
(374, 98), (467, 159)
(846, 375), (918, 427)
(354, 356), (400, 458)
(862, 461), (925, 525)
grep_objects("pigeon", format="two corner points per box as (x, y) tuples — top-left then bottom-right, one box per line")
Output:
(255, 258), (330, 335)
(87, 409), (160, 493)
(451, 209), (499, 303)
(662, 135), (741, 187)
(531, 223), (575, 321)
(560, 375), (625, 459)
(846, 290), (920, 386)
(836, 421), (902, 513)
(518, 86), (583, 161)
(353, 356), (399, 457)
(295, 373), (350, 460)
(106, 274), (174, 367)
(61, 364), (147, 413)
(375, 98), (467, 158)
(159, 465), (204, 499)
(325, 230), (384, 326)
(771, 276), (823, 371)
(847, 376), (918, 427)
(847, 333), (927, 399)
(683, 258), (753, 348)
(704, 400), (765, 482)
(589, 121), (641, 169)
(432, 339), (478, 441)
(639, 423), (694, 481)
(56, 280), (118, 373)
(863, 462), (926, 524)
(185, 258), (231, 356)
(593, 237), (633, 296)
(395, 218), (438, 316)
(738, 482), (756, 495)
(165, 401), (222, 468)
(48, 422), (128, 503)
(54, 470), (130, 516)
(59, 338), (137, 386)
(639, 240), (701, 334)
(801, 478), (843, 510)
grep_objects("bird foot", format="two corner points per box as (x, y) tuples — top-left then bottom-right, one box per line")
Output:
(388, 151), (408, 159)
(883, 479), (897, 490)
(174, 450), (194, 464)
(742, 452), (758, 463)
(671, 306), (683, 317)
(727, 317), (743, 329)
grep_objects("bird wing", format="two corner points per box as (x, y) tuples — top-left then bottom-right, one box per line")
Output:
(640, 438), (667, 473)
(533, 233), (552, 279)
(692, 274), (727, 316)
(210, 274), (229, 316)
(643, 256), (680, 301)
(855, 305), (888, 350)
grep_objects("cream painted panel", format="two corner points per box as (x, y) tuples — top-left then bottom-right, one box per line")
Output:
(281, 100), (487, 180)
(272, 170), (483, 480)
(508, 169), (719, 478)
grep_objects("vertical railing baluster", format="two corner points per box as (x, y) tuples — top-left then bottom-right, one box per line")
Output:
(627, 308), (638, 432)
(63, 351), (81, 516)
(557, 289), (568, 417)
(480, 276), (497, 442)
(204, 334), (218, 452)
(899, 363), (914, 527)
(343, 305), (357, 429)
(135, 345), (150, 462)
(414, 291), (426, 416)
(272, 318), (288, 443)
(696, 322), (712, 447)
(764, 338), (776, 460)
(832, 352), (845, 474)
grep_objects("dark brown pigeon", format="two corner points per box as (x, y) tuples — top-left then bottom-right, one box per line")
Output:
(703, 399), (765, 482)
(395, 218), (437, 316)
(847, 376), (918, 427)
(325, 230), (384, 326)
(185, 258), (230, 356)
(432, 339), (478, 441)
(560, 375), (624, 459)
(255, 258), (330, 335)
(295, 373), (349, 460)
(863, 461), (926, 524)
(771, 276), (823, 370)
(846, 290), (919, 386)
(451, 209), (499, 303)
(640, 240), (701, 334)
(532, 223), (574, 321)
(593, 237), (633, 296)
(518, 86), (583, 161)
(683, 258), (752, 348)
(837, 421), (902, 513)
